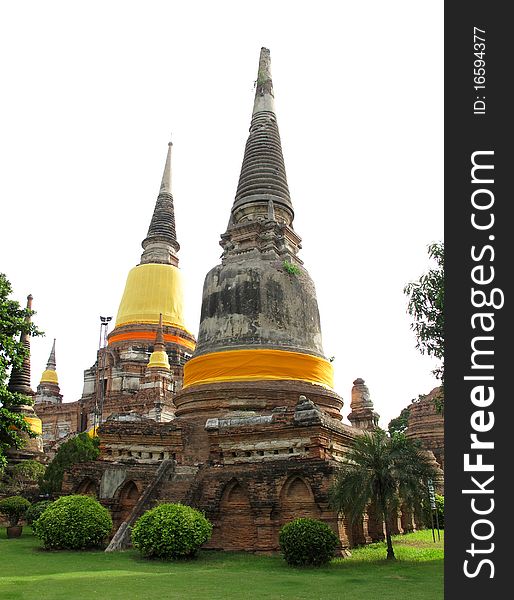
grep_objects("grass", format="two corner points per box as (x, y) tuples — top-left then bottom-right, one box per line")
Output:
(0, 528), (443, 600)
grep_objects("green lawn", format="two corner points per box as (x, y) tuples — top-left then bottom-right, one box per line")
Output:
(0, 529), (443, 600)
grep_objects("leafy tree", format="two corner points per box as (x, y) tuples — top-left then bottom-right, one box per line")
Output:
(0, 459), (46, 497)
(329, 429), (438, 560)
(387, 406), (411, 436)
(39, 433), (99, 495)
(404, 242), (444, 382)
(0, 273), (42, 473)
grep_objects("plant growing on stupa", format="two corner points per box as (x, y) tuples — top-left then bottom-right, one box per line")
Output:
(279, 518), (339, 567)
(33, 495), (112, 550)
(283, 261), (300, 276)
(131, 503), (212, 560)
(329, 429), (438, 560)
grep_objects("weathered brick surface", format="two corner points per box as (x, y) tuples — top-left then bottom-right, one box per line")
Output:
(406, 387), (444, 471)
(66, 394), (368, 552)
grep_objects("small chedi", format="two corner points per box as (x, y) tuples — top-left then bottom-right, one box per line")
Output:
(35, 140), (195, 452)
(27, 48), (443, 552)
(5, 294), (43, 464)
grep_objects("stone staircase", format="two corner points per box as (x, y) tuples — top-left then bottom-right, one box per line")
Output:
(105, 460), (198, 552)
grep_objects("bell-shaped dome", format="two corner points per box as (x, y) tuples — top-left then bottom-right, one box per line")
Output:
(115, 263), (186, 330)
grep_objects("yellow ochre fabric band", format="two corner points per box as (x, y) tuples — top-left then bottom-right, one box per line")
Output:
(25, 416), (42, 435)
(40, 369), (58, 384)
(115, 263), (187, 330)
(183, 349), (334, 389)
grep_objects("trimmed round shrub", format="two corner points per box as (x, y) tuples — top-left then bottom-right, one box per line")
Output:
(279, 518), (339, 567)
(0, 495), (31, 526)
(131, 503), (212, 560)
(33, 494), (112, 549)
(26, 500), (53, 526)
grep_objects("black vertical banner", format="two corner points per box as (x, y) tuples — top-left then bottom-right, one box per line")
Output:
(445, 3), (512, 597)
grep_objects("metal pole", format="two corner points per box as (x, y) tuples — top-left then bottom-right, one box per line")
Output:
(434, 498), (441, 541)
(427, 478), (436, 543)
(98, 316), (112, 427)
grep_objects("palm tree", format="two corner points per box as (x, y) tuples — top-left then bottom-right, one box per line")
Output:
(329, 429), (439, 560)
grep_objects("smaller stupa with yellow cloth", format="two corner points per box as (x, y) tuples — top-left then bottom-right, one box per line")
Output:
(35, 339), (63, 405)
(79, 140), (195, 429)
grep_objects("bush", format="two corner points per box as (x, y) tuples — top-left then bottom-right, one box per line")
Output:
(26, 500), (53, 526)
(279, 518), (339, 567)
(11, 460), (46, 483)
(33, 494), (112, 549)
(131, 503), (212, 560)
(0, 495), (31, 526)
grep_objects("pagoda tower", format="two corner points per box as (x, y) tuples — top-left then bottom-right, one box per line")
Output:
(141, 314), (175, 422)
(35, 339), (63, 405)
(347, 378), (379, 430)
(6, 294), (43, 460)
(79, 141), (195, 427)
(176, 48), (343, 421)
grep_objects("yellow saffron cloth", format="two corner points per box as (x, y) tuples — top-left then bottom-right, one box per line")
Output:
(183, 348), (334, 389)
(40, 369), (58, 384)
(147, 349), (171, 370)
(115, 263), (187, 330)
(24, 416), (42, 435)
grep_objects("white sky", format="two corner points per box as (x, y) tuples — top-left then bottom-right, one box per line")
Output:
(0, 1), (443, 428)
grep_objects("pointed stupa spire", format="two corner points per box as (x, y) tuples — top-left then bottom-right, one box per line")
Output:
(46, 338), (56, 370)
(159, 136), (172, 194)
(39, 339), (58, 385)
(8, 294), (34, 398)
(231, 48), (293, 226)
(141, 140), (180, 265)
(253, 47), (275, 114)
(114, 139), (192, 332)
(147, 313), (170, 370)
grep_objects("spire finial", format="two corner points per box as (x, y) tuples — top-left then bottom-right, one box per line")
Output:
(155, 313), (165, 349)
(229, 48), (293, 229)
(140, 141), (180, 265)
(253, 47), (275, 115)
(46, 338), (57, 370)
(160, 139), (173, 194)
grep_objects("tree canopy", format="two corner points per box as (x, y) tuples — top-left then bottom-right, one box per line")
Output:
(387, 405), (411, 436)
(39, 433), (100, 495)
(0, 273), (42, 473)
(404, 242), (444, 382)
